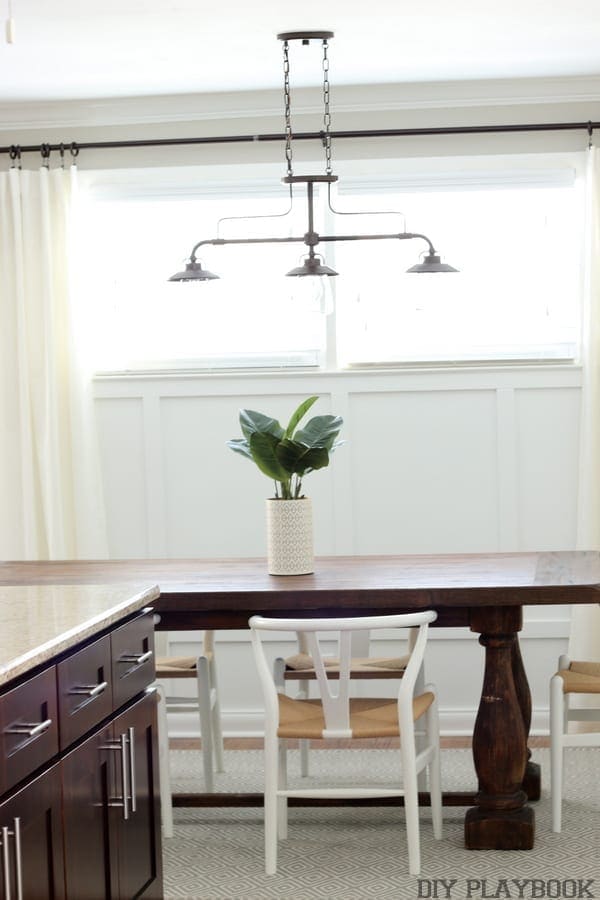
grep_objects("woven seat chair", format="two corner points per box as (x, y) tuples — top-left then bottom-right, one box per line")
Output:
(274, 629), (418, 776)
(251, 611), (442, 876)
(154, 630), (224, 837)
(550, 654), (600, 832)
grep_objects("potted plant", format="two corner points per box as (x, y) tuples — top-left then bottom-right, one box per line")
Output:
(227, 395), (344, 575)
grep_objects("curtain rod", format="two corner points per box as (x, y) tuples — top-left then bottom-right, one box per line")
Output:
(0, 119), (597, 156)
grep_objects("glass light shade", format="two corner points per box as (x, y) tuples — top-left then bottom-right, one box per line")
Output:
(287, 273), (333, 315)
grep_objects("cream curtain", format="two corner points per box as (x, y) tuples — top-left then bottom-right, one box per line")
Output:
(571, 146), (600, 662)
(0, 165), (107, 559)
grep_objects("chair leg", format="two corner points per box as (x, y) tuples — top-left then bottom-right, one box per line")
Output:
(426, 697), (443, 840)
(299, 739), (310, 777)
(273, 657), (285, 692)
(197, 656), (215, 792)
(208, 655), (225, 773)
(278, 740), (288, 840)
(550, 673), (565, 833)
(401, 734), (421, 876)
(155, 684), (174, 839)
(415, 662), (428, 791)
(264, 731), (279, 875)
(297, 681), (310, 777)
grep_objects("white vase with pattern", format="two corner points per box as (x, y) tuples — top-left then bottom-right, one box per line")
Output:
(266, 498), (314, 576)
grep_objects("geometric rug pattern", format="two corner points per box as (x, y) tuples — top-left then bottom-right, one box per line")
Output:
(163, 748), (600, 900)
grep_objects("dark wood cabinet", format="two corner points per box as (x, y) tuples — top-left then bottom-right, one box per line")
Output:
(112, 694), (163, 900)
(0, 608), (162, 900)
(62, 720), (118, 900)
(62, 692), (162, 900)
(0, 667), (59, 796)
(0, 764), (65, 900)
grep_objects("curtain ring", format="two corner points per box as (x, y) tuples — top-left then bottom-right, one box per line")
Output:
(59, 142), (65, 169)
(9, 145), (21, 169)
(587, 121), (593, 150)
(70, 142), (79, 165)
(40, 143), (51, 168)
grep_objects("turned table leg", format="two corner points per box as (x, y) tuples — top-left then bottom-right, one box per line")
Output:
(512, 633), (541, 801)
(465, 606), (534, 850)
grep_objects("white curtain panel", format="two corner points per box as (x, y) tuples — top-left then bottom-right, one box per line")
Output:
(571, 146), (600, 662)
(0, 165), (107, 559)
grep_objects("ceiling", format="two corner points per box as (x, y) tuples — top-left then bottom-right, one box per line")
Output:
(1, 0), (600, 103)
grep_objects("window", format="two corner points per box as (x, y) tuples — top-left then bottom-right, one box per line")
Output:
(76, 171), (328, 372)
(76, 153), (585, 373)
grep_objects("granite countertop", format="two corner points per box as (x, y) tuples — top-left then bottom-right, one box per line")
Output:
(0, 582), (160, 686)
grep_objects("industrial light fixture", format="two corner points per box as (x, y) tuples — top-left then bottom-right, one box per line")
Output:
(169, 31), (457, 283)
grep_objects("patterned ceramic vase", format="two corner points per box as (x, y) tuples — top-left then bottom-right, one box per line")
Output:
(266, 497), (314, 575)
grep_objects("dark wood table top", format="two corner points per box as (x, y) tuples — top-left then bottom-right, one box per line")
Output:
(1, 552), (599, 621)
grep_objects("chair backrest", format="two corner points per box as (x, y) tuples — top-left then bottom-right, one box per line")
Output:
(250, 612), (436, 739)
(296, 628), (371, 658)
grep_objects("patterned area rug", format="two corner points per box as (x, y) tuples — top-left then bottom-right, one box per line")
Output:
(163, 748), (600, 900)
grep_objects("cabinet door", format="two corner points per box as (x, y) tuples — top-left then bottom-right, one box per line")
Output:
(62, 722), (119, 900)
(113, 691), (163, 900)
(0, 764), (65, 900)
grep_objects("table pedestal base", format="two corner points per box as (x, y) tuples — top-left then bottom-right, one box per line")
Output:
(465, 804), (535, 850)
(523, 760), (541, 801)
(467, 607), (535, 850)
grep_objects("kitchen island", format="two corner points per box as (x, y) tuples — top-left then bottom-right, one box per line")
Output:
(0, 582), (163, 900)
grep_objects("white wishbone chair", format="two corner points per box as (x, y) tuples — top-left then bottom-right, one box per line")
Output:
(250, 611), (442, 876)
(274, 626), (423, 777)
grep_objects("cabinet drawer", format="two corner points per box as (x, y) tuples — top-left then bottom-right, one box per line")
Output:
(111, 612), (155, 709)
(57, 634), (113, 749)
(0, 667), (59, 793)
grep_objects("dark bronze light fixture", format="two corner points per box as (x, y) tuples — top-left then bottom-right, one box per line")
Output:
(169, 31), (457, 283)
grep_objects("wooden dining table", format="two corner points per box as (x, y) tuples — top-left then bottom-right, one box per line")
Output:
(2, 550), (599, 852)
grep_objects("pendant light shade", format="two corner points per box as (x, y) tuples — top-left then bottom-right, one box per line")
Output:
(286, 256), (338, 277)
(169, 260), (220, 282)
(406, 253), (459, 274)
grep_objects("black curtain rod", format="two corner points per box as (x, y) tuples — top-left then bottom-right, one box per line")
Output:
(1, 119), (598, 156)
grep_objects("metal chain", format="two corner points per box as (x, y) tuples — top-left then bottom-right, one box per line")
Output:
(283, 40), (293, 178)
(322, 38), (332, 176)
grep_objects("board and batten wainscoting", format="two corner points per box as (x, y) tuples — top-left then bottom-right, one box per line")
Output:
(93, 364), (580, 737)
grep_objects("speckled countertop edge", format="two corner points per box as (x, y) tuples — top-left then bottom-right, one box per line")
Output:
(0, 582), (160, 686)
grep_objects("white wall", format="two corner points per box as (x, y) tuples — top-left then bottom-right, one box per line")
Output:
(93, 364), (580, 734)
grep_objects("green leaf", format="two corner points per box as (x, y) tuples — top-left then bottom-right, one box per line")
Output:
(294, 415), (343, 450)
(249, 431), (290, 482)
(284, 396), (318, 439)
(275, 439), (314, 476)
(239, 409), (284, 443)
(301, 446), (330, 471)
(226, 438), (253, 460)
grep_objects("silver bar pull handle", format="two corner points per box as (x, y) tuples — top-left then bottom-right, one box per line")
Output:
(68, 681), (108, 698)
(102, 737), (130, 820)
(128, 726), (137, 813)
(5, 718), (52, 738)
(1, 825), (11, 900)
(119, 650), (153, 666)
(12, 818), (22, 900)
(120, 732), (130, 820)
